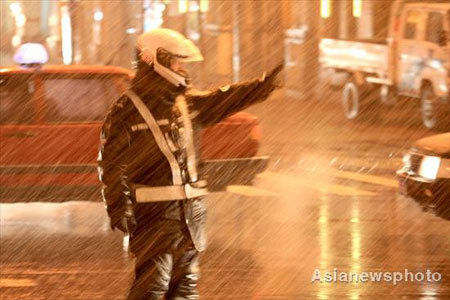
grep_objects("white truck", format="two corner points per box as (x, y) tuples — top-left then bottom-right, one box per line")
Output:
(320, 1), (449, 129)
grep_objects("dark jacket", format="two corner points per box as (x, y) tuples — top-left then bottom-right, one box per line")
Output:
(97, 62), (279, 251)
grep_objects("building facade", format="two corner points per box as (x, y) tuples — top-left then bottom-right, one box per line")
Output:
(1, 0), (395, 91)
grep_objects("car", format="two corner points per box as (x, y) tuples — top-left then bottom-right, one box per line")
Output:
(0, 64), (268, 202)
(397, 133), (450, 219)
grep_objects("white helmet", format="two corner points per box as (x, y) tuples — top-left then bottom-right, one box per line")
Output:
(137, 28), (203, 87)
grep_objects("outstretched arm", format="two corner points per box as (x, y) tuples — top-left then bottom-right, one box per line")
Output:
(187, 64), (283, 126)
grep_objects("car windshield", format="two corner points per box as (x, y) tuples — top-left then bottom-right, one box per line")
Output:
(43, 74), (123, 123)
(0, 74), (34, 124)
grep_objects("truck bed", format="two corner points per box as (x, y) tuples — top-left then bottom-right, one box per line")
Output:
(319, 38), (389, 76)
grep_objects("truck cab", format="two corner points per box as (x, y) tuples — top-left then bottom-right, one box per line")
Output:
(395, 3), (449, 128)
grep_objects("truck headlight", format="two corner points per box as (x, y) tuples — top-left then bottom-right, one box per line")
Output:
(418, 156), (441, 180)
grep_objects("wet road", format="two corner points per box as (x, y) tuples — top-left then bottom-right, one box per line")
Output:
(1, 89), (449, 299)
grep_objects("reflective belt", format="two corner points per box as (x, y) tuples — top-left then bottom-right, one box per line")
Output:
(133, 181), (208, 202)
(126, 90), (183, 185)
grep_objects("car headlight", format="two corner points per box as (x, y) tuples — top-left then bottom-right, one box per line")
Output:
(418, 156), (441, 180)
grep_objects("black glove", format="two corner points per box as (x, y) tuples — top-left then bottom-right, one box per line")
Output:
(110, 206), (136, 234)
(253, 63), (284, 100)
(264, 63), (284, 88)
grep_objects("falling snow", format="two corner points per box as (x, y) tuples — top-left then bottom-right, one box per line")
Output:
(1, 0), (450, 299)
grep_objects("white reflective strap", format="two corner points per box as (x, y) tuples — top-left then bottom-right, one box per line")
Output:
(175, 111), (199, 122)
(131, 120), (169, 131)
(131, 123), (148, 131)
(126, 90), (183, 185)
(164, 132), (178, 153)
(134, 184), (208, 202)
(157, 119), (169, 126)
(175, 95), (198, 182)
(184, 182), (208, 198)
(135, 185), (185, 202)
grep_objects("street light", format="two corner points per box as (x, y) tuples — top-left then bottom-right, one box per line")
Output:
(93, 10), (104, 22)
(200, 0), (208, 13)
(320, 0), (331, 19)
(61, 5), (72, 65)
(353, 0), (362, 18)
(9, 2), (22, 16)
(178, 0), (188, 14)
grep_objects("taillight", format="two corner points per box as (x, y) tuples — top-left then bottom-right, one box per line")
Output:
(250, 125), (262, 141)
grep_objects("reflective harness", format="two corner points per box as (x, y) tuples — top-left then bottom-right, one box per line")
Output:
(125, 90), (207, 202)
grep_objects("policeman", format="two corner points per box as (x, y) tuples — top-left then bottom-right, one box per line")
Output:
(98, 28), (282, 299)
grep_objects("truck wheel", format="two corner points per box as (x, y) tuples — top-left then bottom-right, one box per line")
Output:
(342, 80), (378, 121)
(421, 86), (449, 130)
(380, 85), (396, 106)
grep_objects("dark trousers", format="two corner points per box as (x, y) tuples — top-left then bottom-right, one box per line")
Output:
(127, 218), (200, 300)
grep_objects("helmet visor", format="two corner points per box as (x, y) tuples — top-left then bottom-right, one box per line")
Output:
(156, 47), (190, 79)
